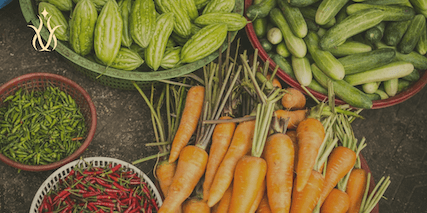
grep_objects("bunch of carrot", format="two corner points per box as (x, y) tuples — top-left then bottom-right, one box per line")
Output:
(132, 44), (390, 213)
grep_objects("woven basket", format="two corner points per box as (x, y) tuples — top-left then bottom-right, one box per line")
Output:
(19, 0), (244, 90)
(0, 73), (97, 171)
(29, 157), (163, 212)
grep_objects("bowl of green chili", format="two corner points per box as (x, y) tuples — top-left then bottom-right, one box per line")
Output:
(0, 73), (97, 171)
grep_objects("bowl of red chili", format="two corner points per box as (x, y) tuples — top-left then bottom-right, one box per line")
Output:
(0, 73), (97, 171)
(29, 157), (162, 212)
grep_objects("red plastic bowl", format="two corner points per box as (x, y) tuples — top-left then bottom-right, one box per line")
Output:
(244, 0), (427, 109)
(0, 73), (97, 171)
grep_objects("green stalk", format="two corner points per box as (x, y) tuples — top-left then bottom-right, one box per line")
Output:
(132, 151), (170, 165)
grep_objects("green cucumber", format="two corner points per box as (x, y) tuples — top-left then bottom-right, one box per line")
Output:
(311, 63), (373, 109)
(338, 48), (396, 75)
(319, 8), (384, 50)
(271, 54), (295, 79)
(276, 41), (291, 58)
(365, 93), (381, 101)
(299, 6), (336, 27)
(277, 0), (307, 38)
(288, 0), (320, 7)
(377, 41), (427, 70)
(402, 69), (420, 81)
(269, 8), (307, 58)
(409, 0), (427, 10)
(416, 22), (427, 55)
(307, 78), (328, 94)
(260, 38), (274, 52)
(365, 22), (386, 44)
(327, 41), (372, 57)
(383, 20), (411, 46)
(384, 78), (399, 96)
(253, 18), (268, 38)
(343, 61), (414, 85)
(305, 18), (319, 31)
(246, 0), (276, 21)
(362, 82), (380, 94)
(315, 0), (349, 26)
(374, 88), (389, 99)
(398, 14), (426, 54)
(292, 56), (312, 86)
(305, 31), (345, 80)
(397, 79), (412, 92)
(364, 0), (412, 5)
(346, 4), (415, 21)
(267, 27), (283, 45)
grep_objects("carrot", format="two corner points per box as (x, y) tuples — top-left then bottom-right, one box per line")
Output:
(256, 193), (272, 213)
(169, 86), (205, 163)
(156, 160), (177, 198)
(159, 145), (208, 213)
(263, 133), (294, 213)
(282, 88), (306, 109)
(295, 118), (325, 192)
(249, 178), (266, 213)
(228, 155), (267, 213)
(320, 188), (350, 213)
(182, 198), (211, 213)
(290, 170), (325, 213)
(202, 116), (236, 200)
(275, 109), (307, 129)
(346, 168), (367, 213)
(207, 119), (256, 207)
(266, 73), (282, 88)
(318, 146), (357, 206)
(286, 130), (299, 170)
(214, 184), (232, 213)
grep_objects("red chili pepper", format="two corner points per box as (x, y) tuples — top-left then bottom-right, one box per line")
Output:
(129, 208), (140, 213)
(95, 178), (113, 189)
(53, 187), (71, 202)
(109, 175), (119, 182)
(88, 186), (96, 192)
(111, 164), (121, 173)
(82, 191), (102, 198)
(113, 182), (131, 192)
(60, 205), (73, 213)
(104, 188), (122, 194)
(151, 198), (159, 211)
(91, 201), (116, 208)
(96, 194), (117, 200)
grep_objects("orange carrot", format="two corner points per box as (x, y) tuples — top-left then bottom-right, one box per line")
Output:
(290, 170), (325, 213)
(263, 133), (294, 213)
(156, 160), (177, 198)
(203, 116), (236, 200)
(286, 130), (299, 170)
(256, 193), (272, 213)
(281, 88), (306, 109)
(182, 198), (211, 213)
(275, 109), (307, 129)
(169, 86), (205, 163)
(346, 168), (367, 213)
(320, 188), (350, 213)
(318, 146), (357, 206)
(211, 203), (219, 213)
(266, 73), (282, 88)
(228, 155), (267, 213)
(207, 119), (256, 207)
(295, 118), (325, 192)
(214, 183), (233, 213)
(249, 178), (266, 213)
(159, 145), (208, 213)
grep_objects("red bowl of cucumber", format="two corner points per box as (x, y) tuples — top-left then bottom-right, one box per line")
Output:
(244, 0), (427, 109)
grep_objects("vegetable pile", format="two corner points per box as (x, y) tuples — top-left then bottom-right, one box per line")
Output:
(247, 0), (427, 109)
(0, 86), (86, 166)
(131, 39), (391, 213)
(37, 161), (159, 212)
(36, 0), (247, 71)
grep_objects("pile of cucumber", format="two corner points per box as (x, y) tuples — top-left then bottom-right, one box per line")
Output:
(247, 0), (427, 109)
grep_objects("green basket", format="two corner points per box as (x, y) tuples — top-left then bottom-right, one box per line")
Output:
(19, 0), (244, 90)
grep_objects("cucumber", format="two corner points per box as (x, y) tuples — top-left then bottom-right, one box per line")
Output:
(402, 69), (420, 81)
(253, 18), (268, 38)
(346, 4), (415, 21)
(397, 79), (412, 92)
(374, 88), (389, 99)
(311, 63), (373, 109)
(384, 78), (399, 96)
(365, 93), (381, 101)
(260, 38), (273, 52)
(343, 61), (414, 85)
(246, 0), (276, 21)
(383, 20), (411, 46)
(338, 48), (396, 75)
(416, 22), (427, 55)
(267, 27), (283, 45)
(409, 0), (427, 10)
(271, 54), (295, 79)
(315, 0), (349, 26)
(319, 8), (384, 50)
(398, 14), (426, 54)
(292, 56), (312, 86)
(307, 78), (328, 94)
(305, 18), (319, 31)
(327, 41), (372, 57)
(335, 3), (349, 24)
(288, 0), (320, 7)
(364, 0), (412, 5)
(317, 28), (327, 38)
(305, 31), (345, 80)
(277, 0), (307, 38)
(365, 22), (386, 44)
(299, 6), (336, 27)
(276, 41), (291, 57)
(362, 82), (380, 94)
(396, 51), (427, 70)
(269, 8), (307, 58)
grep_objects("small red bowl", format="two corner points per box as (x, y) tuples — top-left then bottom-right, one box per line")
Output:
(0, 73), (97, 171)
(244, 0), (427, 109)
